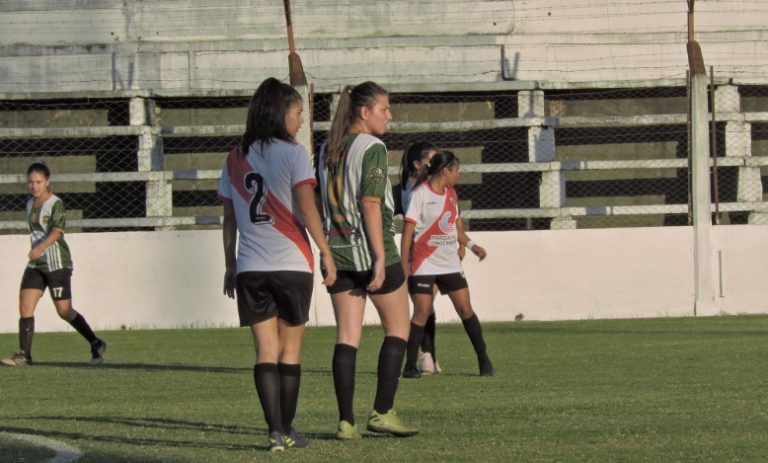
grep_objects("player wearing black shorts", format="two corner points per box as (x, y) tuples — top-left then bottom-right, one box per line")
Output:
(1, 162), (106, 367)
(318, 81), (418, 439)
(400, 150), (494, 378)
(219, 78), (337, 452)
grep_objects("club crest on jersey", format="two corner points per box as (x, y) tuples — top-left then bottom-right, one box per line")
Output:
(368, 166), (386, 185)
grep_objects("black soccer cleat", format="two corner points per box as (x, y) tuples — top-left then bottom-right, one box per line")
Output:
(90, 339), (107, 366)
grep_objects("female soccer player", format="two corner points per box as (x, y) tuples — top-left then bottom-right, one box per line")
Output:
(317, 81), (418, 439)
(400, 150), (494, 378)
(399, 141), (447, 375)
(219, 77), (337, 452)
(1, 162), (107, 367)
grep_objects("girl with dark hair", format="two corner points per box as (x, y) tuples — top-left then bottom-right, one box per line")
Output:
(400, 150), (494, 378)
(399, 141), (444, 375)
(317, 81), (418, 439)
(1, 162), (107, 367)
(219, 77), (337, 452)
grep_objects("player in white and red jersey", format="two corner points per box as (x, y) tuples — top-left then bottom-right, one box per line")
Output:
(219, 77), (336, 453)
(400, 150), (494, 378)
(399, 141), (452, 375)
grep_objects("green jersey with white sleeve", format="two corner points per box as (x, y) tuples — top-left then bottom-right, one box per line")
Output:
(318, 133), (400, 271)
(26, 195), (73, 271)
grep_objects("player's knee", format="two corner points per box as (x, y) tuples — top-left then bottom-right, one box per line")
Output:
(457, 306), (474, 320)
(57, 308), (76, 321)
(412, 311), (430, 325)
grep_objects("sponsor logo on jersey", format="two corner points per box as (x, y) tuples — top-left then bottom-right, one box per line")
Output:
(438, 211), (456, 235)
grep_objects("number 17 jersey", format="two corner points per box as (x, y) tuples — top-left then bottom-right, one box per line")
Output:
(218, 141), (316, 273)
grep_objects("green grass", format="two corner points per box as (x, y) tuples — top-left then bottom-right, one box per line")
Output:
(1, 316), (767, 462)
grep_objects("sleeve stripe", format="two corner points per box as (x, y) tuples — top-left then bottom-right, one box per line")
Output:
(361, 196), (381, 204)
(294, 178), (317, 189)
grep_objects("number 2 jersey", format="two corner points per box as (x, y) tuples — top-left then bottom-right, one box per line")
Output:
(217, 141), (316, 274)
(404, 183), (462, 276)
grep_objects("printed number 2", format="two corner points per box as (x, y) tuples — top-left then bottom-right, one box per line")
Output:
(51, 287), (63, 298)
(244, 172), (273, 224)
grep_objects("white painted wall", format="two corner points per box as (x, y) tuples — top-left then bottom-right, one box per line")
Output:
(2, 226), (766, 333)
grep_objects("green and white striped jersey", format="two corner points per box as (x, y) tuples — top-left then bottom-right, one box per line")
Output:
(318, 133), (400, 271)
(26, 195), (73, 271)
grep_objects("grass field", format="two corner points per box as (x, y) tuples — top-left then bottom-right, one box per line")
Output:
(1, 315), (767, 462)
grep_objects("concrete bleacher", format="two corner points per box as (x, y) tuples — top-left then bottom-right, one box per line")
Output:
(2, 85), (768, 232)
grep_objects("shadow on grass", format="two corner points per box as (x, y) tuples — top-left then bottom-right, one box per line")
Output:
(17, 415), (262, 435)
(1, 423), (257, 451)
(22, 362), (388, 379)
(6, 415), (347, 446)
(33, 361), (250, 374)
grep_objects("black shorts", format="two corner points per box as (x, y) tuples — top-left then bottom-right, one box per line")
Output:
(408, 272), (468, 296)
(20, 267), (73, 300)
(236, 271), (313, 327)
(326, 262), (405, 295)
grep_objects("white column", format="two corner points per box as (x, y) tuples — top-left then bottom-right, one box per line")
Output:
(519, 90), (575, 229)
(716, 85), (764, 221)
(132, 97), (171, 227)
(690, 73), (716, 315)
(294, 84), (313, 162)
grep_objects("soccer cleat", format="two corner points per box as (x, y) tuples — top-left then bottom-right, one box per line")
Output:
(89, 339), (107, 366)
(1, 352), (31, 367)
(418, 352), (433, 374)
(479, 356), (495, 377)
(419, 352), (437, 375)
(336, 420), (362, 440)
(366, 409), (419, 437)
(285, 428), (309, 448)
(267, 431), (286, 452)
(402, 366), (421, 379)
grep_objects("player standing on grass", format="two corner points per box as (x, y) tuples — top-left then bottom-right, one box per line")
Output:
(219, 77), (337, 452)
(1, 161), (107, 367)
(400, 150), (494, 378)
(398, 141), (450, 375)
(317, 81), (419, 439)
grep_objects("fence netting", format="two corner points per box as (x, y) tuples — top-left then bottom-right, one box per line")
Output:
(1, 76), (767, 233)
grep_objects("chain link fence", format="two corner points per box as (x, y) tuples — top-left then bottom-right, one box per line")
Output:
(709, 83), (768, 225)
(2, 76), (768, 234)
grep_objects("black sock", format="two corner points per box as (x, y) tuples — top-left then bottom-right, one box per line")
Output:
(373, 336), (407, 414)
(405, 323), (424, 370)
(68, 313), (98, 344)
(278, 363), (301, 433)
(332, 344), (357, 424)
(421, 313), (436, 360)
(19, 317), (34, 359)
(461, 313), (487, 357)
(253, 363), (283, 434)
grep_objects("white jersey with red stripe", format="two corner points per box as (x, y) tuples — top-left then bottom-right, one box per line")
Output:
(218, 140), (316, 273)
(404, 183), (462, 276)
